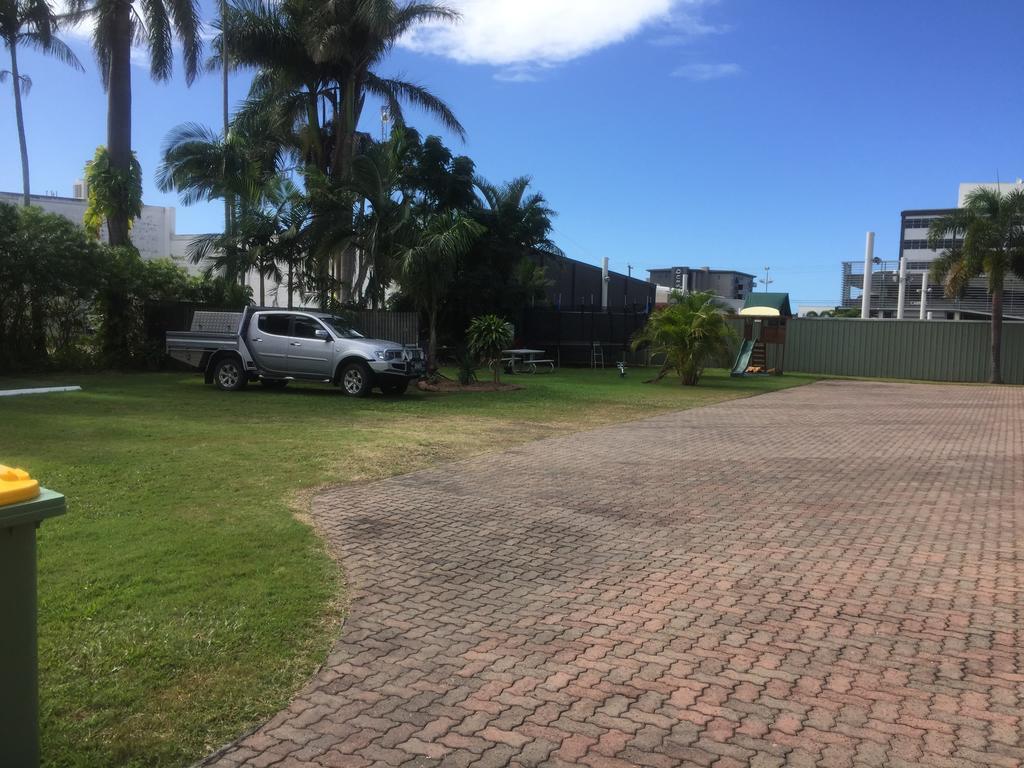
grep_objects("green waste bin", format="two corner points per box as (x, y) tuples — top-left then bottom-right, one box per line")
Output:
(1, 483), (65, 768)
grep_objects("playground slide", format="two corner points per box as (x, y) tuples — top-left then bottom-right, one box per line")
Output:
(730, 339), (754, 376)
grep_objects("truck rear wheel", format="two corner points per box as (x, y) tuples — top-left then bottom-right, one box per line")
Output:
(213, 356), (247, 391)
(339, 361), (373, 397)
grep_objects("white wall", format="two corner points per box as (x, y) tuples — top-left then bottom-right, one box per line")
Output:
(957, 180), (1024, 206)
(0, 191), (207, 275)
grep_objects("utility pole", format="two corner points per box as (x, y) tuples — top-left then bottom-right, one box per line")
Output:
(861, 231), (875, 319)
(896, 255), (907, 319)
(762, 266), (773, 292)
(601, 257), (609, 310)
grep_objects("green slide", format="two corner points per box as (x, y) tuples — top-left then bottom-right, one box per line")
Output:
(731, 339), (754, 376)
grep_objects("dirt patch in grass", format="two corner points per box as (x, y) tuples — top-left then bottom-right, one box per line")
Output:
(416, 378), (522, 393)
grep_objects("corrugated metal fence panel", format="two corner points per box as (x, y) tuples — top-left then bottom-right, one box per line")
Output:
(784, 319), (1024, 384)
(1006, 323), (1024, 383)
(353, 310), (419, 345)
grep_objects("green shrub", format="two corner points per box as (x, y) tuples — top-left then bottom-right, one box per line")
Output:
(0, 201), (252, 371)
(0, 203), (106, 371)
(466, 314), (513, 384)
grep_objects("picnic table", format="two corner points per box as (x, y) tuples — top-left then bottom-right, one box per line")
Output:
(501, 349), (556, 374)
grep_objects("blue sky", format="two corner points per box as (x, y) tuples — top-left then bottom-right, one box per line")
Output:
(3, 0), (1024, 305)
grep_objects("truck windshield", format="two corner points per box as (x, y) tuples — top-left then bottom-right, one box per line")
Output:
(322, 316), (364, 339)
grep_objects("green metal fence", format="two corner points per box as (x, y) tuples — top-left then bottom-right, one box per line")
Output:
(782, 318), (1024, 384)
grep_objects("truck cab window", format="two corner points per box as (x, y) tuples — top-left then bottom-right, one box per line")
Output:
(293, 317), (329, 339)
(258, 314), (291, 336)
(322, 316), (364, 339)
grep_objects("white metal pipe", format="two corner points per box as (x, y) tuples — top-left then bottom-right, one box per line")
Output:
(601, 257), (609, 310)
(919, 271), (928, 319)
(896, 257), (907, 319)
(861, 232), (875, 319)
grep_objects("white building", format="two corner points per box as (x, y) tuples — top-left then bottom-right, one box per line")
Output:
(840, 180), (1024, 319)
(957, 179), (1024, 206)
(6, 185), (318, 308)
(0, 187), (204, 275)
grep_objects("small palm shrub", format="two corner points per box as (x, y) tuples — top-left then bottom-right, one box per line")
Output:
(466, 314), (513, 384)
(631, 291), (737, 386)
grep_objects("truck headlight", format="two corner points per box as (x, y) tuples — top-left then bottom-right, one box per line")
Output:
(375, 350), (386, 360)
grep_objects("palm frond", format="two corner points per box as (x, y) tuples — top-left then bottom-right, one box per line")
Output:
(167, 0), (202, 83)
(140, 0), (174, 80)
(390, 2), (460, 38)
(31, 34), (84, 70)
(364, 72), (465, 139)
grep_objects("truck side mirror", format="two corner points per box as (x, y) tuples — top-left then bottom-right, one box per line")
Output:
(315, 329), (330, 340)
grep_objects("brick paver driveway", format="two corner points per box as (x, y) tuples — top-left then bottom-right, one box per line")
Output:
(207, 381), (1023, 768)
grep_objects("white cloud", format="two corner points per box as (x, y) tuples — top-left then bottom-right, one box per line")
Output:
(649, 4), (730, 46)
(671, 62), (740, 81)
(401, 0), (720, 78)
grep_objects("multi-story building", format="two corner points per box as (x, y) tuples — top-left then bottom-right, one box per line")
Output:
(840, 182), (1024, 319)
(647, 266), (754, 310)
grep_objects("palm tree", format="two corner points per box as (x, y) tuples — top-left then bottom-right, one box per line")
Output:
(307, 0), (465, 182)
(631, 290), (737, 386)
(312, 0), (465, 303)
(927, 187), (1024, 384)
(157, 119), (284, 206)
(474, 176), (564, 262)
(347, 128), (415, 305)
(466, 313), (513, 385)
(512, 257), (553, 308)
(398, 210), (484, 369)
(72, 0), (202, 245)
(224, 0), (465, 300)
(186, 176), (309, 306)
(1, 0), (82, 206)
(157, 118), (289, 293)
(217, 0), (331, 172)
(446, 175), (561, 323)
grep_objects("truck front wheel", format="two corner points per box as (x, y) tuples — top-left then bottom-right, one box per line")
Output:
(339, 361), (373, 397)
(213, 356), (248, 391)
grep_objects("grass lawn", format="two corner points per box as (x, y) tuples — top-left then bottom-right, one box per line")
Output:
(0, 367), (816, 767)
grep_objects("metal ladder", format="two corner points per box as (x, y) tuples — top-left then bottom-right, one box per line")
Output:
(591, 342), (604, 368)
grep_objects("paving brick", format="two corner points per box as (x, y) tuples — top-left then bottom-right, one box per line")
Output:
(198, 382), (1024, 768)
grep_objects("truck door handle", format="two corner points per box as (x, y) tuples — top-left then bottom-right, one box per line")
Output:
(254, 338), (263, 342)
(290, 342), (301, 346)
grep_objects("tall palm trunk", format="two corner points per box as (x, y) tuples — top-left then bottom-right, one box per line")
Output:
(9, 44), (31, 207)
(333, 75), (358, 303)
(105, 0), (133, 246)
(220, 0), (238, 285)
(990, 285), (1003, 384)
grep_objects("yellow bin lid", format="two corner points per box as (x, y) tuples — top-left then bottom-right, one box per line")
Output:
(0, 465), (40, 507)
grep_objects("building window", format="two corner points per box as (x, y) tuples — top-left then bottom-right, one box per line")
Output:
(903, 238), (958, 251)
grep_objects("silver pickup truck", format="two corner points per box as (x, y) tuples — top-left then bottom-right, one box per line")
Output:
(166, 308), (425, 396)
